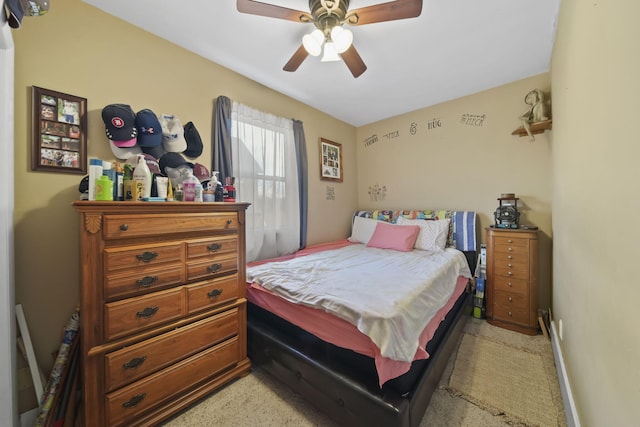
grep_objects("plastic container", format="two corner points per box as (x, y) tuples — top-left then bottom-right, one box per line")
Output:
(182, 171), (198, 202)
(132, 154), (152, 200)
(102, 161), (117, 201)
(88, 158), (103, 201)
(95, 174), (113, 201)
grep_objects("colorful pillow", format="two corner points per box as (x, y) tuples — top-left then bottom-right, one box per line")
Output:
(366, 221), (420, 252)
(348, 216), (380, 244)
(396, 217), (451, 252)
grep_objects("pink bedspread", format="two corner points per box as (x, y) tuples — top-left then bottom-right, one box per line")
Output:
(246, 240), (469, 387)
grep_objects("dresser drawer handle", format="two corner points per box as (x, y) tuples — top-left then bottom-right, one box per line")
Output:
(207, 288), (223, 298)
(207, 243), (222, 252)
(508, 311), (512, 317)
(208, 263), (222, 273)
(508, 282), (513, 287)
(508, 296), (513, 302)
(226, 219), (233, 226)
(123, 356), (147, 370)
(136, 251), (158, 262)
(120, 224), (128, 231)
(135, 276), (158, 288)
(507, 239), (513, 243)
(136, 306), (159, 318)
(122, 393), (146, 409)
(507, 263), (512, 267)
(507, 255), (513, 259)
(507, 247), (513, 252)
(508, 271), (513, 275)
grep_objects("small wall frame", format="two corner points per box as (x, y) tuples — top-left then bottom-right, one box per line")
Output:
(31, 86), (87, 174)
(319, 138), (343, 182)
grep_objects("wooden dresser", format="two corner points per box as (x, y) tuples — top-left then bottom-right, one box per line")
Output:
(73, 201), (251, 426)
(485, 227), (539, 335)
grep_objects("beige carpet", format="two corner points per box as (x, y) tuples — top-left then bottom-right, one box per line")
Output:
(446, 333), (557, 426)
(163, 318), (566, 426)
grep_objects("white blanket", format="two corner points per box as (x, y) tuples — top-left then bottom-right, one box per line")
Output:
(247, 245), (471, 362)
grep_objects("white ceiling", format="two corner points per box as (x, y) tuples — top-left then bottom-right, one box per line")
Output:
(82, 0), (560, 127)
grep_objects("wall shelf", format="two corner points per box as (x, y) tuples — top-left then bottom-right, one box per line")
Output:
(512, 119), (552, 137)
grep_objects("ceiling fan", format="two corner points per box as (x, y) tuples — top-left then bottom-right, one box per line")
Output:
(237, 0), (423, 78)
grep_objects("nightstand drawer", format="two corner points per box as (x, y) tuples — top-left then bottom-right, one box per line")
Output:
(106, 337), (239, 427)
(103, 213), (237, 240)
(105, 309), (239, 391)
(104, 288), (184, 341)
(493, 236), (529, 248)
(493, 243), (529, 257)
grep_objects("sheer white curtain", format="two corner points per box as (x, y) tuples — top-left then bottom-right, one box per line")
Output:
(231, 102), (300, 262)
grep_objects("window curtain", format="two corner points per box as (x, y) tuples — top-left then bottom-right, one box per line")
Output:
(293, 119), (308, 249)
(212, 96), (233, 179)
(231, 102), (300, 262)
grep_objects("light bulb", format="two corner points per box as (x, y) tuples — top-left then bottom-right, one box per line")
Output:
(302, 29), (324, 56)
(321, 42), (340, 62)
(331, 26), (353, 53)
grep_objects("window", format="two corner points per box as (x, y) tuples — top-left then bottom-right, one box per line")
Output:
(231, 103), (300, 262)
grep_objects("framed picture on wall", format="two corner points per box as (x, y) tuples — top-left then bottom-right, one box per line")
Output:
(319, 138), (343, 182)
(31, 86), (87, 174)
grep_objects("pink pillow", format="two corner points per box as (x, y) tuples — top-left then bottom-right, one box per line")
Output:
(366, 222), (420, 252)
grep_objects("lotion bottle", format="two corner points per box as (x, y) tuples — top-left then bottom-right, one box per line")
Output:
(132, 154), (152, 200)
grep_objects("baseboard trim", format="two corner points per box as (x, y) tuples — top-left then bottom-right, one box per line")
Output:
(550, 321), (581, 427)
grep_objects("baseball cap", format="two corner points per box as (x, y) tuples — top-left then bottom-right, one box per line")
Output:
(5, 0), (24, 28)
(193, 163), (210, 182)
(109, 140), (142, 160)
(102, 104), (137, 147)
(135, 109), (163, 147)
(141, 144), (164, 160)
(160, 114), (187, 153)
(158, 152), (193, 176)
(183, 121), (203, 158)
(126, 153), (161, 175)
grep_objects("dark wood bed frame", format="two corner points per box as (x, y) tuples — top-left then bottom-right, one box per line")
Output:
(247, 250), (477, 427)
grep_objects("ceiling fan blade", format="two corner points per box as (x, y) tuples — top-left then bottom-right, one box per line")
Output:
(237, 0), (311, 22)
(283, 45), (309, 72)
(340, 45), (367, 78)
(348, 0), (422, 25)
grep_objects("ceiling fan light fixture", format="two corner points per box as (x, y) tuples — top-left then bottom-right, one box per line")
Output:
(321, 41), (341, 62)
(330, 26), (353, 53)
(302, 29), (324, 56)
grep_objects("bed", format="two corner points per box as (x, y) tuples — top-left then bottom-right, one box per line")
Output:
(246, 209), (477, 427)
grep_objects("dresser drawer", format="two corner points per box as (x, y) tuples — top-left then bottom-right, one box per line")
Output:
(105, 309), (239, 391)
(187, 236), (238, 260)
(104, 242), (184, 273)
(493, 243), (529, 258)
(493, 276), (529, 296)
(493, 259), (529, 277)
(103, 213), (238, 240)
(106, 337), (239, 427)
(104, 288), (184, 341)
(105, 264), (184, 301)
(493, 236), (529, 248)
(493, 290), (529, 325)
(187, 253), (238, 282)
(187, 275), (239, 314)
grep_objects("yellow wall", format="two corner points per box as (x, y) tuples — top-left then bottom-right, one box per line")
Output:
(357, 73), (553, 309)
(551, 0), (640, 424)
(12, 0), (357, 375)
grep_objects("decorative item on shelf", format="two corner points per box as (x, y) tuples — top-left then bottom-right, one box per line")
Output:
(512, 88), (552, 141)
(494, 193), (520, 229)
